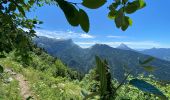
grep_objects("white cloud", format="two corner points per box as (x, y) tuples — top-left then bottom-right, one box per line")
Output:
(76, 41), (96, 45)
(75, 41), (160, 49)
(80, 34), (94, 38)
(106, 35), (127, 39)
(35, 29), (95, 39)
(34, 29), (163, 49)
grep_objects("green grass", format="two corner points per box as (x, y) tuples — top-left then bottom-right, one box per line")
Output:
(0, 57), (83, 100)
(0, 55), (170, 100)
(0, 72), (22, 100)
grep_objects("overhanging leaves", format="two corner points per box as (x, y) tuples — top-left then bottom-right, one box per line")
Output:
(109, 3), (119, 10)
(108, 9), (117, 19)
(82, 0), (106, 9)
(108, 0), (146, 31)
(79, 9), (90, 33)
(115, 8), (124, 28)
(138, 0), (146, 9)
(125, 0), (146, 14)
(122, 0), (128, 4)
(121, 16), (130, 31)
(57, 0), (79, 26)
(125, 1), (138, 14)
(114, 9), (132, 31)
(128, 18), (133, 26)
(17, 5), (26, 16)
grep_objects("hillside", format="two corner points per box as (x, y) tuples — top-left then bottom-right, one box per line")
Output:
(0, 49), (170, 99)
(34, 36), (170, 81)
(0, 48), (83, 99)
(33, 36), (86, 71)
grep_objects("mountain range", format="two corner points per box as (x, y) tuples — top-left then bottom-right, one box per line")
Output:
(140, 48), (170, 61)
(115, 43), (170, 62)
(33, 36), (170, 81)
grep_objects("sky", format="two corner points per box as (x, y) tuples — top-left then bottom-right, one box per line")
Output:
(27, 0), (170, 49)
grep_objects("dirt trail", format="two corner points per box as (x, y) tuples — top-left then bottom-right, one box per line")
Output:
(5, 68), (33, 100)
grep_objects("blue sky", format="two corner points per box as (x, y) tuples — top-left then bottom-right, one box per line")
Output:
(27, 0), (170, 49)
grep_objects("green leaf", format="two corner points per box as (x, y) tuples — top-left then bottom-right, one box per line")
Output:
(109, 3), (119, 10)
(114, 9), (131, 31)
(17, 6), (25, 16)
(125, 0), (146, 14)
(142, 65), (155, 72)
(139, 57), (155, 65)
(0, 65), (4, 73)
(122, 0), (128, 4)
(121, 16), (129, 31)
(82, 0), (106, 9)
(125, 1), (138, 14)
(130, 79), (167, 99)
(128, 18), (133, 26)
(95, 56), (107, 96)
(115, 0), (121, 4)
(108, 10), (117, 19)
(57, 0), (79, 26)
(81, 90), (89, 97)
(79, 9), (90, 33)
(28, 0), (35, 6)
(115, 8), (124, 28)
(9, 3), (16, 11)
(30, 30), (36, 34)
(83, 92), (99, 100)
(33, 20), (37, 24)
(138, 0), (146, 9)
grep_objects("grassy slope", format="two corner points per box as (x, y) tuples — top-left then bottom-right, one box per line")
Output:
(0, 67), (22, 100)
(0, 56), (83, 100)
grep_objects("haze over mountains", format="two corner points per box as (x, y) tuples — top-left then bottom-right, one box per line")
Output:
(33, 36), (170, 81)
(140, 48), (170, 61)
(116, 43), (170, 61)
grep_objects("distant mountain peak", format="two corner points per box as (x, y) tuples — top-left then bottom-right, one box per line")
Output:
(57, 38), (73, 44)
(91, 44), (111, 49)
(93, 44), (107, 47)
(150, 47), (157, 50)
(117, 43), (132, 50)
(57, 38), (73, 42)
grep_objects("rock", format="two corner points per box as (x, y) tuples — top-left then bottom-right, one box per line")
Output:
(4, 77), (13, 83)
